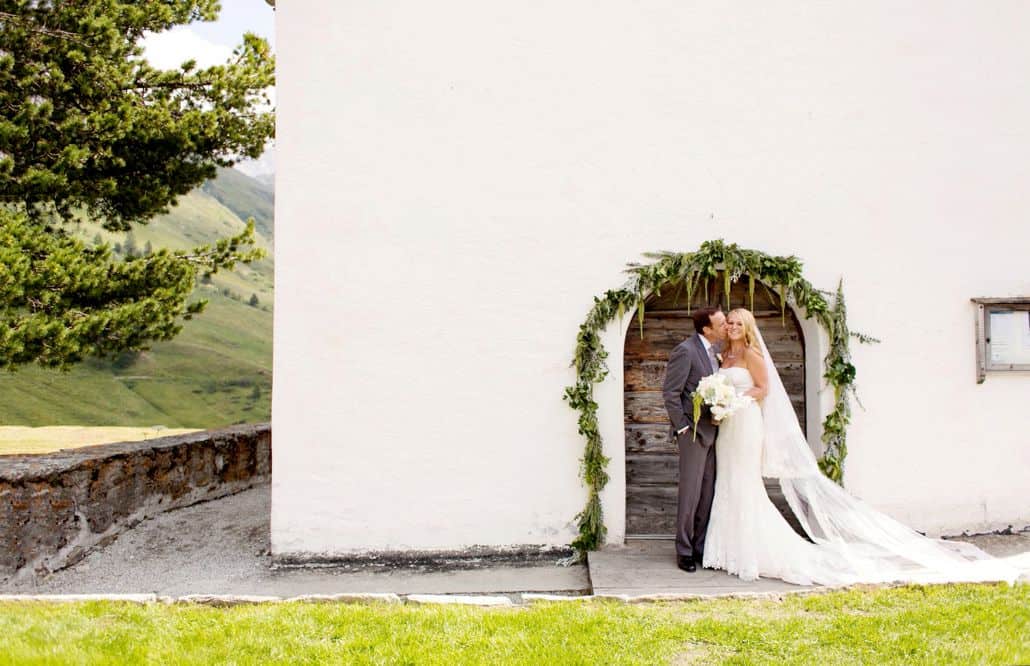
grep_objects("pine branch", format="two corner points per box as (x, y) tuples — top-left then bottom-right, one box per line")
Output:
(0, 11), (85, 42)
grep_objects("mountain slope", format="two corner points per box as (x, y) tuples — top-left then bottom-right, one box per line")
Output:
(201, 166), (275, 239)
(0, 169), (275, 428)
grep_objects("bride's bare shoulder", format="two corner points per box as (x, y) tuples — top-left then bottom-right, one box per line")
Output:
(744, 347), (768, 383)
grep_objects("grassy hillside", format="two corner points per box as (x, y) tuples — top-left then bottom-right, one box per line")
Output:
(0, 170), (274, 429)
(201, 167), (274, 239)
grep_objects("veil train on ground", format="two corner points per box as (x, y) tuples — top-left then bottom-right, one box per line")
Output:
(753, 327), (1025, 585)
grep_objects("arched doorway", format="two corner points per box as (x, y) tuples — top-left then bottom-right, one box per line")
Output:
(622, 276), (807, 537)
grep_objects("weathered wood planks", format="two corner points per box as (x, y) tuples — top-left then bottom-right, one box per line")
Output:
(623, 277), (808, 537)
(624, 480), (810, 539)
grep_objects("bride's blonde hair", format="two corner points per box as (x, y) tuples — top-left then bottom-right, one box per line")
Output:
(728, 308), (763, 356)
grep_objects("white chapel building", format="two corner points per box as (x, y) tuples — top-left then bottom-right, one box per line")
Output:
(271, 2), (1030, 561)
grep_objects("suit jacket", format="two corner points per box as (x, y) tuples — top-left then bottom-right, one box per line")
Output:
(662, 333), (719, 447)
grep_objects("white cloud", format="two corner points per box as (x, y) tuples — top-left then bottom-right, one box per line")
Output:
(140, 27), (234, 70)
(139, 25), (274, 109)
(236, 144), (276, 180)
(140, 25), (276, 175)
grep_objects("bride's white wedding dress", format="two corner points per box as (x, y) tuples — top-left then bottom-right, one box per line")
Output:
(703, 366), (852, 585)
(700, 339), (1027, 587)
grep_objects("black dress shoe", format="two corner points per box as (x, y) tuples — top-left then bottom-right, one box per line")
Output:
(677, 556), (696, 572)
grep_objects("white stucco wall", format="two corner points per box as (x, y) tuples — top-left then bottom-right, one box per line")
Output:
(272, 1), (1030, 556)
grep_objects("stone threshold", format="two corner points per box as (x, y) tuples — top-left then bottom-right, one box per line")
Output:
(272, 545), (576, 572)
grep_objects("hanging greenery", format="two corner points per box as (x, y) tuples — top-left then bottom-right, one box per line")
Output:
(563, 239), (877, 552)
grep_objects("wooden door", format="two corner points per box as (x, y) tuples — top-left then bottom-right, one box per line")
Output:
(623, 277), (806, 537)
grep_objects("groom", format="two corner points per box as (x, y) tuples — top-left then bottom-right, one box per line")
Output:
(662, 306), (726, 572)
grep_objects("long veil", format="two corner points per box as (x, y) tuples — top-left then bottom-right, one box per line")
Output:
(753, 327), (1025, 584)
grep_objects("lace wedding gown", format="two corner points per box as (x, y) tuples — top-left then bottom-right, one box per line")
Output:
(703, 367), (854, 585)
(701, 361), (1026, 587)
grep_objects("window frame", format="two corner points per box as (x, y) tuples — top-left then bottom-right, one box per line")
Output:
(972, 297), (1030, 383)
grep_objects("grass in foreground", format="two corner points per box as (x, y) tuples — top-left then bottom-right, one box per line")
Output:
(0, 426), (201, 455)
(0, 583), (1026, 665)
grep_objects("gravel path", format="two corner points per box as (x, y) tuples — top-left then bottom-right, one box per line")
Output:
(2, 485), (589, 597)
(2, 485), (1023, 598)
(6, 486), (273, 595)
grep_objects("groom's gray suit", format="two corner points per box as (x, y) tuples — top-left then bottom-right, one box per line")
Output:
(662, 333), (719, 561)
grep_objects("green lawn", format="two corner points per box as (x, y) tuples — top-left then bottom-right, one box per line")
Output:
(0, 584), (1026, 664)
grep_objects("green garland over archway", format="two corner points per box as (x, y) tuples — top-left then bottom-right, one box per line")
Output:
(563, 240), (877, 551)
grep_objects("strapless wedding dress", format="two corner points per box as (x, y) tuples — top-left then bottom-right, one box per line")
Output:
(697, 323), (1030, 587)
(701, 365), (1030, 586)
(703, 366), (860, 586)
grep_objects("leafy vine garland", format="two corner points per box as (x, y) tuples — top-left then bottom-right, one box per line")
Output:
(563, 239), (877, 551)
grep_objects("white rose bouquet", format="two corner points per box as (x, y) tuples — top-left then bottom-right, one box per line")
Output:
(690, 373), (755, 440)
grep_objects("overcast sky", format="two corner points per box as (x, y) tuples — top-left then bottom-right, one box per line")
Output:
(142, 0), (275, 70)
(141, 0), (276, 176)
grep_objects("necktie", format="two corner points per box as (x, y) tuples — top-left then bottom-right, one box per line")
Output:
(707, 345), (718, 373)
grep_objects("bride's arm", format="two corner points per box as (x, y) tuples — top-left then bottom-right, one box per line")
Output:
(744, 348), (769, 400)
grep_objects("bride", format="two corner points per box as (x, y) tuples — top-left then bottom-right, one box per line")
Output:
(701, 308), (1022, 586)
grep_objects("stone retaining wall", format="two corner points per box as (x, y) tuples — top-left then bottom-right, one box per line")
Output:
(0, 424), (271, 583)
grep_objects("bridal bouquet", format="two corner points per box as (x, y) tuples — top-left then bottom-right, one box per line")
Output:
(691, 374), (754, 440)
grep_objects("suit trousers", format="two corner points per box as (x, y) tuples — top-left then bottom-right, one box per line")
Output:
(675, 433), (717, 559)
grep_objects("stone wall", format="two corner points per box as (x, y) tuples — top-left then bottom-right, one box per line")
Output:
(0, 424), (271, 583)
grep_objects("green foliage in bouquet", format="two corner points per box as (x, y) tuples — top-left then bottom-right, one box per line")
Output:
(564, 239), (877, 552)
(691, 392), (703, 442)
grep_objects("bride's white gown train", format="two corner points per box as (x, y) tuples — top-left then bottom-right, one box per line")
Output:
(703, 367), (853, 585)
(700, 360), (1026, 587)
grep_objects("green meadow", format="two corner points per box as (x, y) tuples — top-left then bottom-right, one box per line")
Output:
(0, 169), (274, 432)
(0, 426), (200, 455)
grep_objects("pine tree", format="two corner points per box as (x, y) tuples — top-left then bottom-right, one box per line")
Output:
(123, 231), (139, 259)
(0, 1), (274, 369)
(0, 1), (275, 229)
(0, 214), (261, 368)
